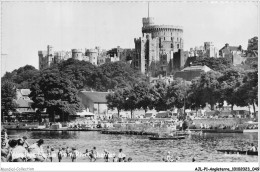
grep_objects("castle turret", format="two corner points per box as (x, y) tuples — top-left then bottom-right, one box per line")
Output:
(47, 45), (53, 56)
(72, 49), (83, 60)
(85, 49), (98, 65)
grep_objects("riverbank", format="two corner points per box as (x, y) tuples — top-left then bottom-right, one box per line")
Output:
(192, 118), (255, 129)
(4, 128), (102, 132)
(2, 118), (256, 133)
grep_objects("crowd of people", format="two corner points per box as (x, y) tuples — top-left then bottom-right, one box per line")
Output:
(1, 129), (132, 162)
(67, 119), (113, 129)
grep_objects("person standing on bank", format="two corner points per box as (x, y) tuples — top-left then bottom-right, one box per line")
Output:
(57, 148), (63, 162)
(104, 149), (109, 162)
(71, 147), (78, 162)
(118, 149), (126, 162)
(90, 147), (97, 162)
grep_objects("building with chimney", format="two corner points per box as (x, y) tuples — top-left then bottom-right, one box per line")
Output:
(219, 43), (245, 65)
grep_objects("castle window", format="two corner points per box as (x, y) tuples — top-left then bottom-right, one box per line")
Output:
(171, 43), (173, 48)
(171, 37), (173, 41)
(177, 44), (179, 49)
(164, 37), (165, 40)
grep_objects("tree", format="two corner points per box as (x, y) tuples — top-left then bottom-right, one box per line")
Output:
(29, 69), (83, 122)
(191, 57), (232, 72)
(56, 58), (99, 90)
(1, 65), (40, 89)
(197, 71), (222, 110)
(53, 59), (146, 92)
(237, 69), (258, 114)
(1, 81), (18, 121)
(167, 78), (190, 111)
(150, 81), (168, 111)
(98, 61), (146, 91)
(122, 87), (138, 118)
(186, 78), (206, 112)
(106, 89), (125, 117)
(218, 68), (245, 110)
(133, 81), (154, 112)
(246, 36), (258, 57)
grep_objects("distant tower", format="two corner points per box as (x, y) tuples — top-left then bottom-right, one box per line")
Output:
(85, 49), (98, 65)
(47, 45), (53, 56)
(134, 2), (184, 77)
(72, 49), (83, 60)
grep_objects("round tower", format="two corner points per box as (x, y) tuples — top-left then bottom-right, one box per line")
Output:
(142, 25), (183, 52)
(86, 49), (98, 65)
(72, 49), (83, 60)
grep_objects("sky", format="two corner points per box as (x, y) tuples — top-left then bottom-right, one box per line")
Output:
(1, 0), (259, 75)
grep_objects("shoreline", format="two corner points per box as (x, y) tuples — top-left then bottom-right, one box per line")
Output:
(4, 127), (249, 134)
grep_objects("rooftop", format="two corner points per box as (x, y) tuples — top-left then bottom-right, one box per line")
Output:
(181, 65), (211, 72)
(174, 70), (202, 81)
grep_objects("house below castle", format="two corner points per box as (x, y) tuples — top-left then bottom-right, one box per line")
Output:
(174, 65), (212, 81)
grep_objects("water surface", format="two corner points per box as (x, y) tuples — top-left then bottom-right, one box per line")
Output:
(7, 130), (258, 162)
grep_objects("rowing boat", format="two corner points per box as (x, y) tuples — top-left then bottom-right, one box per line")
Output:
(217, 150), (258, 156)
(148, 136), (186, 140)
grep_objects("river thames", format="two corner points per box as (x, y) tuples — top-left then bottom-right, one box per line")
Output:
(7, 130), (258, 162)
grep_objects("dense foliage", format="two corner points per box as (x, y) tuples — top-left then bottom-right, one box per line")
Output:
(29, 69), (83, 122)
(53, 59), (145, 91)
(1, 81), (18, 120)
(1, 65), (40, 89)
(98, 61), (146, 90)
(106, 67), (258, 117)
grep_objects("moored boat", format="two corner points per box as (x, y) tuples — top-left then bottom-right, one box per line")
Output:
(148, 136), (185, 140)
(217, 149), (258, 156)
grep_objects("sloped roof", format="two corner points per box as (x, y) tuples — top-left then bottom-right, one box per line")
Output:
(181, 65), (211, 72)
(220, 45), (240, 52)
(16, 98), (33, 108)
(79, 91), (109, 103)
(174, 70), (201, 81)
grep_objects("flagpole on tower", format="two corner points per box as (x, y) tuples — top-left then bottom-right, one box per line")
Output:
(148, 2), (149, 18)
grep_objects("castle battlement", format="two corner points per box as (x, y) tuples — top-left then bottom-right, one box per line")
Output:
(142, 25), (183, 32)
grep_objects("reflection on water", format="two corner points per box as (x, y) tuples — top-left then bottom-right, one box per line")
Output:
(7, 130), (258, 162)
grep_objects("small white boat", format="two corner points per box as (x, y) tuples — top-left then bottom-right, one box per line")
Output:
(243, 121), (258, 133)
